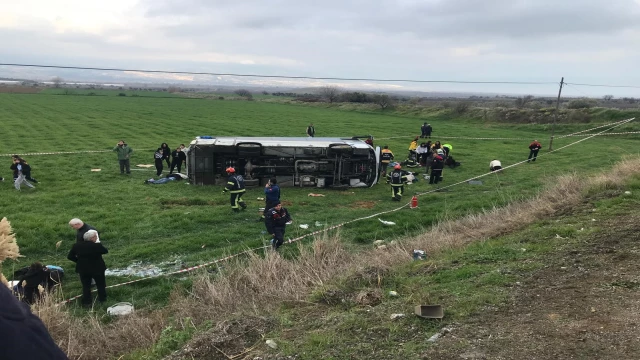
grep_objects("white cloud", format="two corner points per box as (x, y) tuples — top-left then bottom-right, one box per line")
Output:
(0, 0), (639, 97)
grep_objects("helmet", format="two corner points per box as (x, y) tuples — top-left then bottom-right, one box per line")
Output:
(394, 164), (401, 170)
(436, 149), (444, 155)
(225, 167), (235, 173)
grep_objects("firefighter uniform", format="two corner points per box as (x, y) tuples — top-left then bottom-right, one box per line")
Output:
(386, 168), (409, 201)
(223, 173), (247, 212)
(380, 148), (394, 177)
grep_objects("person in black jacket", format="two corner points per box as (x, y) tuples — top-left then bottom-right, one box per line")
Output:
(17, 262), (49, 305)
(0, 284), (69, 360)
(10, 157), (35, 190)
(68, 218), (97, 243)
(169, 146), (187, 174)
(306, 123), (315, 137)
(11, 155), (38, 183)
(154, 148), (164, 176)
(160, 142), (171, 167)
(67, 230), (108, 305)
(265, 201), (292, 250)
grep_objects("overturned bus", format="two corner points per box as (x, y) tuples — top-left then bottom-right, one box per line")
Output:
(185, 136), (380, 188)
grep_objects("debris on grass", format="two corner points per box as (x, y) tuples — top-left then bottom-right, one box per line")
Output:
(307, 193), (325, 197)
(390, 313), (405, 320)
(378, 218), (396, 226)
(299, 224), (309, 229)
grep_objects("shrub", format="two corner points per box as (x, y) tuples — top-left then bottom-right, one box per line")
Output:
(567, 99), (595, 109)
(453, 101), (470, 114)
(218, 96), (224, 100)
(118, 93), (127, 97)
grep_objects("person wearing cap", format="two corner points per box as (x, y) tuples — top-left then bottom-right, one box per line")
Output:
(430, 150), (445, 184)
(265, 201), (292, 250)
(528, 139), (542, 162)
(386, 164), (409, 201)
(223, 167), (247, 212)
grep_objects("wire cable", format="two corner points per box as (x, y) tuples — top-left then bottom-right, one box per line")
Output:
(0, 63), (559, 85)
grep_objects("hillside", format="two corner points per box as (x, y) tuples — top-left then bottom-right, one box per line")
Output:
(162, 159), (640, 360)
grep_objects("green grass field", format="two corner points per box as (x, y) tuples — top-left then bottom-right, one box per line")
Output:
(0, 92), (638, 310)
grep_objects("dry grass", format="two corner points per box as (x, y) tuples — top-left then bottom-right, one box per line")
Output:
(37, 157), (640, 359)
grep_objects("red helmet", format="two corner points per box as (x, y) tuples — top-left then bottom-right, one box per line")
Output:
(394, 164), (401, 170)
(225, 167), (235, 173)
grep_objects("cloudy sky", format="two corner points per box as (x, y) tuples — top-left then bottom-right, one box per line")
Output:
(1, 0), (640, 96)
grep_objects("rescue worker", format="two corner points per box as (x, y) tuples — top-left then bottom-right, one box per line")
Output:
(380, 145), (394, 178)
(420, 122), (428, 138)
(408, 137), (419, 161)
(223, 167), (247, 212)
(386, 164), (409, 201)
(425, 123), (433, 138)
(430, 150), (445, 184)
(262, 178), (280, 220)
(265, 201), (292, 250)
(528, 139), (542, 162)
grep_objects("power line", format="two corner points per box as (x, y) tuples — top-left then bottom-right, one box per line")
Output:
(565, 82), (640, 89)
(0, 63), (559, 85)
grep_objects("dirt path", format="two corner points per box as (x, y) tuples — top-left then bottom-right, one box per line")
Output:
(422, 213), (640, 360)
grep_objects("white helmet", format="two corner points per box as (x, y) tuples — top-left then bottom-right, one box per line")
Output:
(436, 149), (444, 155)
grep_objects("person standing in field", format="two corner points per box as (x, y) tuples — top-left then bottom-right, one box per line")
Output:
(68, 218), (98, 243)
(528, 139), (542, 162)
(10, 157), (35, 191)
(154, 148), (164, 176)
(169, 146), (186, 174)
(386, 164), (409, 201)
(425, 123), (433, 139)
(265, 201), (292, 250)
(67, 230), (108, 306)
(262, 178), (280, 221)
(223, 167), (247, 212)
(429, 150), (445, 184)
(160, 143), (171, 168)
(113, 140), (133, 174)
(380, 145), (394, 178)
(306, 123), (315, 137)
(420, 122), (428, 138)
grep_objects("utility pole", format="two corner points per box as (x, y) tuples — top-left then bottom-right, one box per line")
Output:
(548, 77), (564, 151)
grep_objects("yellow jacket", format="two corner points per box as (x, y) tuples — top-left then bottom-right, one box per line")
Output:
(408, 141), (418, 151)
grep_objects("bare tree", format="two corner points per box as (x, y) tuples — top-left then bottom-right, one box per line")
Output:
(234, 89), (253, 100)
(514, 95), (534, 108)
(317, 86), (341, 103)
(51, 77), (63, 88)
(603, 95), (614, 101)
(373, 94), (394, 110)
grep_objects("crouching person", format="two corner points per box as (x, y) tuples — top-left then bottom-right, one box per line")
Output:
(67, 230), (108, 306)
(265, 201), (292, 250)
